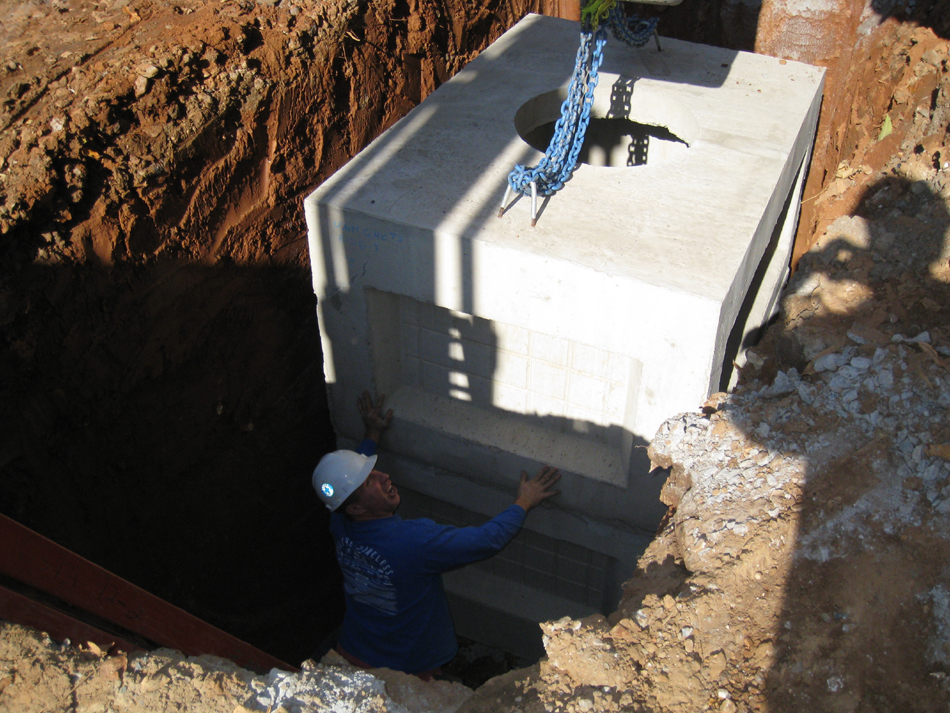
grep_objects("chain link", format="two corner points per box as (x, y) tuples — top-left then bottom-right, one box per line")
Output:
(504, 5), (660, 208)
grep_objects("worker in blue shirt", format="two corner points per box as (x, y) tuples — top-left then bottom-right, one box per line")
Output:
(313, 391), (560, 679)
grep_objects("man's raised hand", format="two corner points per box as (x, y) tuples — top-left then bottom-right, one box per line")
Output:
(358, 390), (393, 442)
(514, 465), (561, 512)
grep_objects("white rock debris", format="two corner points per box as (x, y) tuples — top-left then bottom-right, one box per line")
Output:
(253, 662), (410, 713)
(526, 316), (950, 712)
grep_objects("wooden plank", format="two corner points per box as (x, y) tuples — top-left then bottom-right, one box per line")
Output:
(0, 584), (141, 655)
(0, 513), (296, 673)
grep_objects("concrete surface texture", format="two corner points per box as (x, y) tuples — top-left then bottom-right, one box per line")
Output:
(304, 13), (823, 655)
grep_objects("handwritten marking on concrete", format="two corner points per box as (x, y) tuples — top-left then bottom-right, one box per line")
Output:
(334, 221), (406, 250)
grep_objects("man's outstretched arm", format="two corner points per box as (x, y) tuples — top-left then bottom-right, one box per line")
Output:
(418, 465), (561, 572)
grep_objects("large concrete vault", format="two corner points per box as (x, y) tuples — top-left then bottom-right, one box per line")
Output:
(304, 14), (824, 658)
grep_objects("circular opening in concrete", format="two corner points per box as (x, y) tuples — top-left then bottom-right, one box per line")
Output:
(521, 118), (687, 168)
(514, 74), (699, 168)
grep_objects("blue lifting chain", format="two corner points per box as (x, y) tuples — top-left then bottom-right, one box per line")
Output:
(498, 2), (660, 226)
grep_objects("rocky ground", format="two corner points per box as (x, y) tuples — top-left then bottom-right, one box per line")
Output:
(2, 0), (950, 712)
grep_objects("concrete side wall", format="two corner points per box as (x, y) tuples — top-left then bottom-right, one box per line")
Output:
(304, 15), (824, 651)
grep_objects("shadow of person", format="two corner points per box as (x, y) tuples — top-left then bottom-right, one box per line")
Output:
(734, 174), (950, 710)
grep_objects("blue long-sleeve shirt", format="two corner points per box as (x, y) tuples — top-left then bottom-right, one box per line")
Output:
(329, 440), (525, 673)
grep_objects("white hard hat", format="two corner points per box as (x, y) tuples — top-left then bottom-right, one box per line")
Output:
(312, 450), (378, 511)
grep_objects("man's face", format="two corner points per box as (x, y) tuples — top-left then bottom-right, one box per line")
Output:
(349, 469), (400, 520)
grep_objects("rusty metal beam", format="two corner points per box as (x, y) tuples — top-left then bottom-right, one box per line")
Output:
(0, 513), (296, 673)
(0, 584), (141, 655)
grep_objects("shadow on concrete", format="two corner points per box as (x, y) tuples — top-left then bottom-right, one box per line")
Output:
(718, 158), (800, 391)
(521, 75), (691, 168)
(312, 27), (676, 477)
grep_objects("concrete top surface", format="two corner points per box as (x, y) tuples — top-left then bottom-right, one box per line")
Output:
(307, 14), (824, 303)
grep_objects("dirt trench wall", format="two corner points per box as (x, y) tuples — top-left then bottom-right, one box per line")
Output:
(0, 0), (544, 663)
(752, 0), (950, 263)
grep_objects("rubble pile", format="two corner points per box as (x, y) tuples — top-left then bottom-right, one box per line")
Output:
(0, 624), (474, 713)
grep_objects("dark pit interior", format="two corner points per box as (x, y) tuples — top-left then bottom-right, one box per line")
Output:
(522, 118), (688, 167)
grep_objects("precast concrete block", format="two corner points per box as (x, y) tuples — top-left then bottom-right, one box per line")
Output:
(304, 14), (824, 657)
